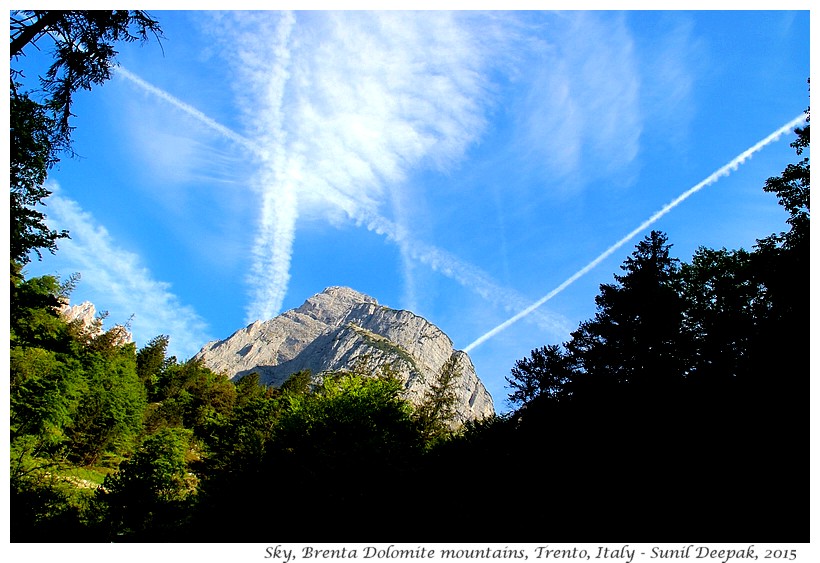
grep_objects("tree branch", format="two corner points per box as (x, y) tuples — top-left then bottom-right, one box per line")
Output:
(10, 11), (63, 59)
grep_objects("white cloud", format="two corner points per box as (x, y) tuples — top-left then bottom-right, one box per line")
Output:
(114, 60), (568, 336)
(207, 11), (505, 321)
(42, 183), (213, 359)
(121, 13), (576, 336)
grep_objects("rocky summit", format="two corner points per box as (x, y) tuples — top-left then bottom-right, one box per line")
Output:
(194, 286), (495, 424)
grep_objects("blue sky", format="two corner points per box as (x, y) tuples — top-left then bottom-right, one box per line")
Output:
(18, 9), (810, 412)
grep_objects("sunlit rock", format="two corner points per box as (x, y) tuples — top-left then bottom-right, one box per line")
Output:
(194, 286), (495, 424)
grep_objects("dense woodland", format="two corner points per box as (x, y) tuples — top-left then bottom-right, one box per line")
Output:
(10, 11), (809, 542)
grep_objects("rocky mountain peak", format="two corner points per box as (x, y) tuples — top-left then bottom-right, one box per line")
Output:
(289, 286), (379, 324)
(194, 286), (494, 424)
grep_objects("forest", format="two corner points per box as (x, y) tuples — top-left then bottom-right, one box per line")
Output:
(10, 11), (809, 543)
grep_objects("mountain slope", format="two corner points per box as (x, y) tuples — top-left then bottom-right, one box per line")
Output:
(194, 286), (495, 423)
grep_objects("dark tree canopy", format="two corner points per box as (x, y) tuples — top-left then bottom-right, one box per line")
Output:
(497, 109), (809, 541)
(568, 230), (689, 389)
(9, 89), (68, 266)
(9, 10), (163, 268)
(10, 10), (163, 145)
(506, 344), (572, 407)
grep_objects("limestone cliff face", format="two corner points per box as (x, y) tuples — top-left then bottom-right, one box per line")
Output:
(194, 286), (495, 424)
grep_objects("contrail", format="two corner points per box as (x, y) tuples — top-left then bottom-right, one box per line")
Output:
(115, 66), (268, 160)
(118, 63), (297, 321)
(115, 65), (564, 332)
(241, 12), (297, 322)
(463, 113), (808, 353)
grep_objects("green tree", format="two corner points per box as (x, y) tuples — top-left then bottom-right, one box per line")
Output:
(10, 271), (71, 349)
(10, 273), (82, 478)
(279, 368), (312, 396)
(145, 359), (236, 436)
(194, 373), (424, 540)
(233, 372), (272, 406)
(10, 348), (85, 478)
(273, 373), (421, 474)
(66, 342), (146, 466)
(414, 354), (462, 442)
(136, 334), (171, 397)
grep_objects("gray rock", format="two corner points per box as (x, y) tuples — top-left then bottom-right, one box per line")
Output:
(194, 286), (495, 424)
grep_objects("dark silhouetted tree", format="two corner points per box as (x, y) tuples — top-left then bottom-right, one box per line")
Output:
(9, 92), (68, 267)
(567, 230), (691, 394)
(506, 344), (574, 408)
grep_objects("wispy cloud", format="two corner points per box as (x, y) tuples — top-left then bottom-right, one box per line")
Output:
(640, 14), (700, 149)
(513, 12), (642, 185)
(42, 183), (213, 359)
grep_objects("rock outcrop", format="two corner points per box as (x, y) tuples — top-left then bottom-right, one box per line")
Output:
(57, 300), (132, 347)
(194, 286), (495, 424)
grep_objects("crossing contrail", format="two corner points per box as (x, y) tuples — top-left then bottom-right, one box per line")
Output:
(115, 65), (565, 333)
(463, 113), (808, 353)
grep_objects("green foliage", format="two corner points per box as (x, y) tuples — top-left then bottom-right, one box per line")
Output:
(9, 274), (148, 539)
(10, 271), (71, 349)
(67, 344), (146, 466)
(267, 372), (424, 514)
(136, 334), (170, 395)
(145, 359), (236, 436)
(10, 348), (85, 470)
(275, 373), (421, 467)
(193, 371), (426, 539)
(197, 383), (283, 493)
(233, 371), (272, 406)
(99, 427), (196, 540)
(279, 368), (312, 395)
